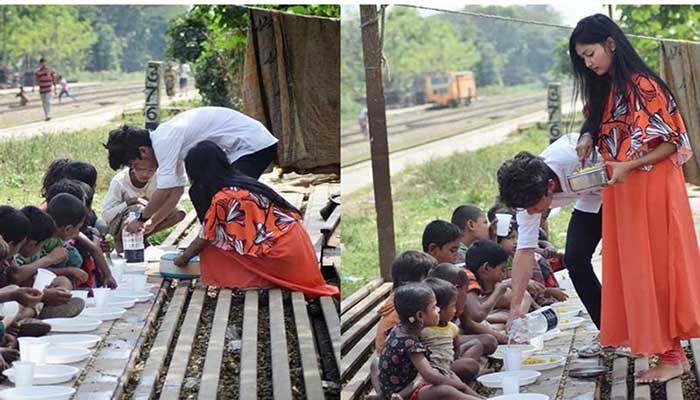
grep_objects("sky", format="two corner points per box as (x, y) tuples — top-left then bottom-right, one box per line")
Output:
(401, 2), (615, 27)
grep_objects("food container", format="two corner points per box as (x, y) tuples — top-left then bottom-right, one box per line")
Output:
(566, 165), (609, 192)
(159, 252), (200, 279)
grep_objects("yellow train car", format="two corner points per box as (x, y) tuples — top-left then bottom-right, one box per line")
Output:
(425, 71), (477, 107)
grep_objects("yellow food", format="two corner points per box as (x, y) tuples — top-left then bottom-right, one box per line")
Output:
(560, 319), (570, 324)
(523, 357), (560, 364)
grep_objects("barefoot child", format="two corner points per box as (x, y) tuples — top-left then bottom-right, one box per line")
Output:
(422, 220), (462, 264)
(451, 205), (491, 262)
(420, 278), (483, 394)
(370, 251), (437, 397)
(428, 263), (497, 358)
(465, 240), (538, 325)
(102, 164), (185, 254)
(378, 283), (482, 400)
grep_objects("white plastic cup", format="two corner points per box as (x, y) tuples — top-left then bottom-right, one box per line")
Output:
(33, 268), (57, 290)
(501, 371), (521, 395)
(496, 213), (512, 237)
(18, 337), (39, 362)
(119, 274), (133, 290)
(531, 335), (544, 351)
(19, 338), (48, 364)
(131, 274), (147, 292)
(12, 361), (34, 388)
(111, 260), (125, 285)
(503, 346), (523, 371)
(93, 288), (110, 309)
(1, 301), (19, 318)
(72, 290), (89, 302)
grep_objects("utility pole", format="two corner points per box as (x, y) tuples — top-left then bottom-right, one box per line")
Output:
(360, 5), (396, 281)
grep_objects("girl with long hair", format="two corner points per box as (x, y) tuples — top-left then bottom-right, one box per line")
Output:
(571, 14), (700, 383)
(174, 140), (338, 298)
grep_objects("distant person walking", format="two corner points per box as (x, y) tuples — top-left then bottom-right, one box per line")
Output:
(164, 62), (177, 98)
(57, 75), (76, 102)
(178, 63), (189, 94)
(358, 106), (368, 137)
(34, 57), (56, 121)
(16, 86), (28, 107)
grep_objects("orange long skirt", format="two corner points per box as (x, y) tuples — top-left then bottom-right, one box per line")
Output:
(601, 158), (700, 356)
(198, 223), (339, 299)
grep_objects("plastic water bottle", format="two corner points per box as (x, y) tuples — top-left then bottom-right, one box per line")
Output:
(508, 306), (559, 342)
(123, 212), (145, 263)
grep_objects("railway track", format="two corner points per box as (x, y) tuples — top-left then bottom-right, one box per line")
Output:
(341, 92), (546, 139)
(342, 92), (551, 147)
(342, 90), (573, 167)
(0, 82), (145, 115)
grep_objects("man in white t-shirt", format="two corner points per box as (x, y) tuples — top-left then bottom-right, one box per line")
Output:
(104, 106), (278, 234)
(497, 133), (604, 355)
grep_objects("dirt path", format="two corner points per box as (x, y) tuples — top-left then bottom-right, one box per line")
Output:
(342, 101), (578, 195)
(0, 90), (200, 141)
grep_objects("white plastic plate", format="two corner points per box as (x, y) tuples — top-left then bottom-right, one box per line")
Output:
(489, 344), (537, 360)
(520, 354), (567, 371)
(3, 365), (79, 385)
(80, 307), (126, 321)
(44, 347), (91, 364)
(45, 318), (102, 333)
(488, 394), (549, 400)
(558, 317), (585, 330)
(43, 334), (101, 349)
(477, 370), (541, 388)
(0, 386), (75, 400)
(542, 328), (562, 341)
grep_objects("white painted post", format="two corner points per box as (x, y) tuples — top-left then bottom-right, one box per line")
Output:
(145, 61), (162, 130)
(547, 82), (561, 143)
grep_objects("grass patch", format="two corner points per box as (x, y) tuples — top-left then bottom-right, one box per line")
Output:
(0, 107), (195, 245)
(341, 122), (576, 298)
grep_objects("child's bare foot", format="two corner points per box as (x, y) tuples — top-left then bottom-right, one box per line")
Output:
(635, 362), (684, 384)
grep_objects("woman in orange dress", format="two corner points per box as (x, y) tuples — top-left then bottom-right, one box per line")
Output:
(173, 140), (339, 299)
(571, 14), (700, 383)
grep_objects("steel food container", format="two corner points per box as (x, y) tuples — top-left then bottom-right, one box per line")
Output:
(566, 165), (609, 192)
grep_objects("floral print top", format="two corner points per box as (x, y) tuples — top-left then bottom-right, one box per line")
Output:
(202, 187), (301, 257)
(595, 73), (692, 170)
(378, 326), (429, 399)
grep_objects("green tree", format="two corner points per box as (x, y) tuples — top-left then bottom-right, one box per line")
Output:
(166, 5), (339, 108)
(444, 5), (565, 86)
(88, 23), (122, 71)
(474, 42), (503, 86)
(380, 7), (480, 92)
(10, 6), (97, 74)
(340, 6), (364, 120)
(616, 5), (700, 72)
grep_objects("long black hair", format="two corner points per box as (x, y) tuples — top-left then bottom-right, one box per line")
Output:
(569, 14), (678, 144)
(185, 140), (299, 222)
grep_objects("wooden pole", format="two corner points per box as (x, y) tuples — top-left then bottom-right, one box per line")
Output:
(145, 61), (162, 130)
(360, 5), (396, 282)
(547, 82), (561, 143)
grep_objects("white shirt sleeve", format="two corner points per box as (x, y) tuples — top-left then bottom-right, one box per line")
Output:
(101, 177), (127, 224)
(516, 209), (541, 250)
(153, 127), (188, 189)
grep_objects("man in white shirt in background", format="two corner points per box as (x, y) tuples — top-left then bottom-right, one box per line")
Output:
(496, 132), (604, 356)
(104, 106), (279, 235)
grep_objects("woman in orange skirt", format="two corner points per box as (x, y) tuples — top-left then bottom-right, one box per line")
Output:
(571, 14), (700, 383)
(173, 140), (339, 299)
